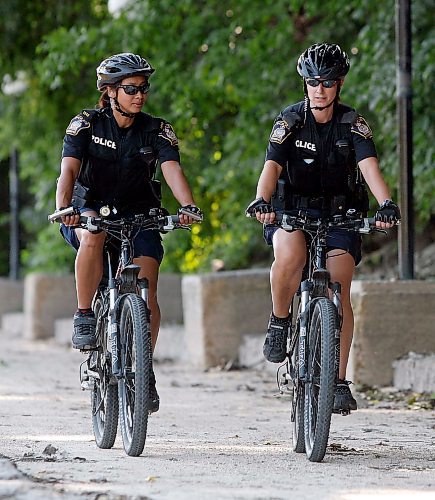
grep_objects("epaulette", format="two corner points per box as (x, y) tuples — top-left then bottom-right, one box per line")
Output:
(337, 104), (358, 124)
(269, 107), (302, 144)
(282, 109), (303, 129)
(65, 108), (100, 136)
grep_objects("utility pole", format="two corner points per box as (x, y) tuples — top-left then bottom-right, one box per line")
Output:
(9, 149), (20, 280)
(2, 72), (27, 280)
(396, 0), (414, 279)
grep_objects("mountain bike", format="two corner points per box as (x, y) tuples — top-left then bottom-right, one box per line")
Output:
(48, 206), (191, 456)
(248, 208), (386, 462)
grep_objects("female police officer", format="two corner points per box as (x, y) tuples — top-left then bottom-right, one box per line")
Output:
(247, 43), (400, 412)
(55, 53), (202, 413)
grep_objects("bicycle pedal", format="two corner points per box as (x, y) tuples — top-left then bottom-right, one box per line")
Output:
(80, 380), (95, 391)
(333, 408), (351, 416)
(79, 346), (98, 353)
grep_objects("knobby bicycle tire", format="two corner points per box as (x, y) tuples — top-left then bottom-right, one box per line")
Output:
(118, 293), (152, 457)
(91, 294), (119, 449)
(291, 313), (305, 453)
(304, 298), (337, 462)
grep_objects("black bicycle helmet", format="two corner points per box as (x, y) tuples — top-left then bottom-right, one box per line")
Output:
(297, 43), (350, 80)
(96, 52), (155, 90)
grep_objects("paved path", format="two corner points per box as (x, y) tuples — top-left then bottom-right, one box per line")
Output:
(0, 329), (434, 499)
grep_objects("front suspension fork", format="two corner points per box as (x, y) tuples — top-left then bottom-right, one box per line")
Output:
(331, 281), (342, 380)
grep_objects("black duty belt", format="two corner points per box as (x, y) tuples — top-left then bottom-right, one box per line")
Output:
(289, 194), (348, 214)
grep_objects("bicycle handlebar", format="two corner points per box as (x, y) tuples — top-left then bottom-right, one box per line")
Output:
(246, 209), (387, 235)
(48, 206), (186, 232)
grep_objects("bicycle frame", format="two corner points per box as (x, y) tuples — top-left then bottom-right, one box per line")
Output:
(283, 217), (342, 385)
(104, 224), (149, 379)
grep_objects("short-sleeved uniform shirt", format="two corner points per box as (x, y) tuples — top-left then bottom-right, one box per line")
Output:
(62, 107), (180, 213)
(60, 107), (181, 263)
(263, 101), (377, 264)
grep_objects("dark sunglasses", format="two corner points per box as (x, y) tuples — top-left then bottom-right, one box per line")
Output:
(306, 78), (338, 88)
(117, 83), (150, 95)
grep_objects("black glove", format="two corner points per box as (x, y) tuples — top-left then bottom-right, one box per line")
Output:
(375, 200), (401, 224)
(245, 197), (273, 217)
(178, 204), (203, 221)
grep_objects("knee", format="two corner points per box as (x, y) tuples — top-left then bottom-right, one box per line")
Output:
(272, 253), (305, 274)
(79, 233), (105, 252)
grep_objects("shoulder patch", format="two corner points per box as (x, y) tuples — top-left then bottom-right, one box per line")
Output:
(158, 122), (179, 146)
(352, 116), (373, 139)
(66, 114), (91, 136)
(269, 120), (292, 144)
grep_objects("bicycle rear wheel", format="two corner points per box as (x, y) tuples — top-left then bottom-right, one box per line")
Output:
(91, 294), (118, 449)
(304, 298), (337, 462)
(118, 293), (151, 457)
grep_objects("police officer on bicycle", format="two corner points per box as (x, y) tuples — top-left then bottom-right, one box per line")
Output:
(247, 43), (400, 413)
(55, 53), (202, 413)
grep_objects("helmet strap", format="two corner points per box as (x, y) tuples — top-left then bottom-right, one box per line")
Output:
(111, 94), (136, 119)
(310, 100), (335, 111)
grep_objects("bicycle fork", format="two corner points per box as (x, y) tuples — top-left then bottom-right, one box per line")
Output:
(297, 280), (312, 381)
(331, 282), (342, 380)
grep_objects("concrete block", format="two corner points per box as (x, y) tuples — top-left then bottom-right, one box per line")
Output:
(54, 317), (73, 346)
(238, 333), (276, 374)
(23, 273), (77, 340)
(393, 352), (435, 393)
(349, 280), (435, 387)
(158, 273), (183, 324)
(0, 278), (23, 316)
(182, 269), (271, 368)
(1, 312), (24, 337)
(154, 324), (186, 363)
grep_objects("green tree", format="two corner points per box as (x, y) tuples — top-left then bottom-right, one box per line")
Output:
(0, 0), (433, 276)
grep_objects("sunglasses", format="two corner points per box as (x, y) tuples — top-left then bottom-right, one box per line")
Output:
(305, 78), (338, 88)
(117, 83), (150, 95)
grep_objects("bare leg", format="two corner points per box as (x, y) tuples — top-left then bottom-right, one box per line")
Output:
(134, 256), (160, 351)
(327, 250), (356, 380)
(270, 229), (307, 317)
(74, 227), (106, 309)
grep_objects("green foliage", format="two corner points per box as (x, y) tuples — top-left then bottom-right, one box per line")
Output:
(0, 0), (433, 276)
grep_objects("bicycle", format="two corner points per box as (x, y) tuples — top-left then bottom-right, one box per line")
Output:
(247, 208), (387, 462)
(48, 206), (192, 456)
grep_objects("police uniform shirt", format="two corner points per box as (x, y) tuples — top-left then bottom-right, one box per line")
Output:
(62, 107), (180, 212)
(265, 101), (377, 197)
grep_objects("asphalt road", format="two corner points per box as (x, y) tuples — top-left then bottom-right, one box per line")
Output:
(0, 329), (434, 500)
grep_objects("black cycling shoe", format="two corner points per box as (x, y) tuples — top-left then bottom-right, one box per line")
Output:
(262, 313), (290, 363)
(72, 311), (97, 350)
(148, 370), (160, 414)
(333, 379), (357, 413)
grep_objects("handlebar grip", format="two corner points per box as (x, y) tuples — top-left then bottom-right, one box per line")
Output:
(47, 206), (79, 223)
(178, 208), (203, 221)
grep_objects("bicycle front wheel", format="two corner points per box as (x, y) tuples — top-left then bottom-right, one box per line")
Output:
(304, 298), (338, 462)
(291, 326), (305, 453)
(91, 294), (119, 449)
(118, 293), (151, 457)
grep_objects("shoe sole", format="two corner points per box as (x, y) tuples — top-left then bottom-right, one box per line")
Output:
(72, 343), (98, 351)
(264, 353), (287, 363)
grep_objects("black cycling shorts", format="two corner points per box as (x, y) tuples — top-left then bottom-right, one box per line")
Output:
(263, 224), (362, 265)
